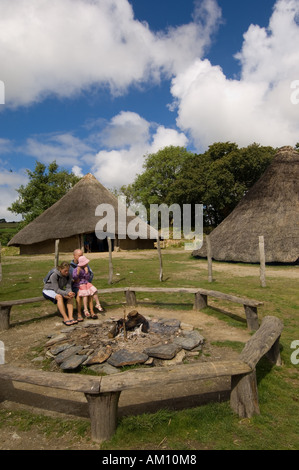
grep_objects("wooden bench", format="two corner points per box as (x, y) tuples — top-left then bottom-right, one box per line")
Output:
(0, 297), (46, 331)
(0, 316), (283, 443)
(0, 287), (263, 331)
(100, 286), (263, 331)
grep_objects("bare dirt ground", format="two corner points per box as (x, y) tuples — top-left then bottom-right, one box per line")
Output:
(1, 252), (297, 450)
(0, 303), (251, 450)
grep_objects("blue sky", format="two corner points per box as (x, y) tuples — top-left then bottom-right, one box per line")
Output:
(0, 0), (299, 221)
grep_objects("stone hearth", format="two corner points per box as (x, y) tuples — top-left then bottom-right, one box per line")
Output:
(43, 311), (205, 373)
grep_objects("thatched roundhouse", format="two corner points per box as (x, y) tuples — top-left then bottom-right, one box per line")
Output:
(193, 146), (299, 264)
(8, 173), (158, 254)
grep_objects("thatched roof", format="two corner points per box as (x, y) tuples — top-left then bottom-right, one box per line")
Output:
(8, 173), (158, 246)
(193, 146), (299, 264)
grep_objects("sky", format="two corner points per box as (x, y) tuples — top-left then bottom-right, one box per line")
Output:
(0, 0), (299, 221)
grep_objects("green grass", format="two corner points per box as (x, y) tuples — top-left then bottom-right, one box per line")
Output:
(0, 247), (299, 450)
(0, 222), (20, 246)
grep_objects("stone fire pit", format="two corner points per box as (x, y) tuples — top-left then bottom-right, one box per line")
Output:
(44, 310), (205, 373)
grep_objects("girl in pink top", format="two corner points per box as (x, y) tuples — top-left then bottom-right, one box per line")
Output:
(72, 255), (104, 318)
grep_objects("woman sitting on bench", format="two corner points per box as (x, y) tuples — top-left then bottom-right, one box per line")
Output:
(43, 262), (77, 326)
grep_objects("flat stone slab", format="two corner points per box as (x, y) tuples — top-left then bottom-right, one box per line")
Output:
(86, 345), (112, 365)
(54, 345), (84, 364)
(60, 354), (88, 370)
(108, 349), (149, 367)
(89, 363), (120, 375)
(144, 343), (182, 360)
(50, 343), (75, 356)
(173, 330), (205, 351)
(148, 319), (180, 335)
(45, 334), (68, 347)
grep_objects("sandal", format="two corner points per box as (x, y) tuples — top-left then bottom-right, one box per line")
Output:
(84, 310), (91, 318)
(63, 320), (77, 326)
(95, 304), (105, 312)
(77, 317), (84, 322)
(90, 313), (98, 319)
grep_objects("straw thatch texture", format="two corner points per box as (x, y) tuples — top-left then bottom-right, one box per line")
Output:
(8, 174), (157, 253)
(193, 146), (299, 264)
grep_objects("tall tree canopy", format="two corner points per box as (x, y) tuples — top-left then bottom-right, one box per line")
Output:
(122, 142), (277, 228)
(9, 161), (80, 227)
(130, 146), (194, 207)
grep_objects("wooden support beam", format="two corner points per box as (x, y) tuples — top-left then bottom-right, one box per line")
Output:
(244, 305), (259, 331)
(125, 290), (137, 307)
(54, 239), (60, 268)
(108, 237), (113, 285)
(230, 316), (283, 418)
(259, 236), (266, 288)
(0, 241), (2, 284)
(0, 305), (11, 331)
(194, 293), (208, 311)
(156, 237), (163, 282)
(85, 391), (121, 443)
(230, 370), (260, 418)
(239, 316), (283, 369)
(206, 235), (213, 283)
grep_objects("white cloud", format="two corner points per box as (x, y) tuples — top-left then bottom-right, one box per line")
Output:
(0, 169), (28, 221)
(150, 126), (188, 153)
(24, 133), (93, 167)
(91, 111), (188, 188)
(0, 0), (221, 108)
(171, 0), (299, 150)
(0, 138), (13, 154)
(100, 111), (151, 149)
(72, 165), (84, 178)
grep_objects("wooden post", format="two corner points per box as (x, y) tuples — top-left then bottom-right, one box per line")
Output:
(230, 315), (283, 418)
(265, 336), (282, 366)
(108, 237), (113, 285)
(206, 235), (213, 283)
(230, 370), (260, 418)
(194, 293), (208, 311)
(0, 306), (11, 331)
(0, 241), (2, 283)
(85, 391), (121, 443)
(79, 234), (84, 252)
(54, 239), (60, 267)
(126, 290), (137, 307)
(244, 305), (259, 331)
(156, 236), (163, 282)
(259, 236), (266, 288)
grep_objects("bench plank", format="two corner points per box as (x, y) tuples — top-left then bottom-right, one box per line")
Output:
(0, 364), (101, 394)
(239, 316), (284, 368)
(99, 360), (252, 393)
(0, 297), (45, 307)
(0, 287), (263, 332)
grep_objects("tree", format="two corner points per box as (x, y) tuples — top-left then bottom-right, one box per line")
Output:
(8, 161), (80, 227)
(176, 142), (277, 226)
(129, 146), (194, 208)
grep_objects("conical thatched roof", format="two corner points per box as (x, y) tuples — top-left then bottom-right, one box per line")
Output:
(193, 146), (299, 264)
(8, 173), (157, 247)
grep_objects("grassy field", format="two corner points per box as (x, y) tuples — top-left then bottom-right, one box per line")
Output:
(0, 247), (298, 450)
(0, 221), (20, 246)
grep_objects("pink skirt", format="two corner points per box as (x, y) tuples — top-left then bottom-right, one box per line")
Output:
(78, 283), (97, 297)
